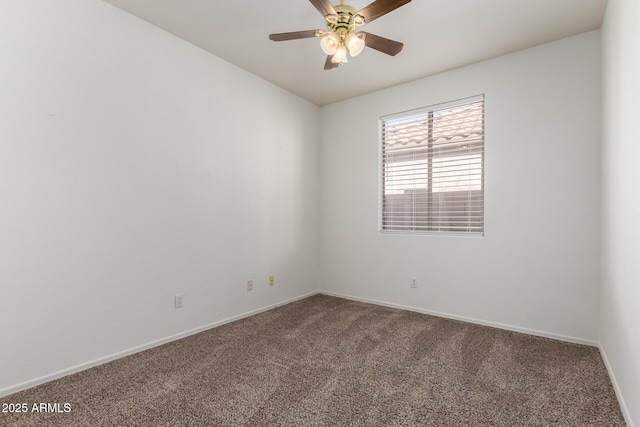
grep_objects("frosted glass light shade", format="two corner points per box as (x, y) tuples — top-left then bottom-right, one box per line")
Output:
(345, 33), (365, 57)
(331, 44), (348, 64)
(320, 32), (340, 55)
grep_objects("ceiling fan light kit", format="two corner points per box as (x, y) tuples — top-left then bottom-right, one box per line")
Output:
(269, 0), (411, 70)
(316, 2), (365, 64)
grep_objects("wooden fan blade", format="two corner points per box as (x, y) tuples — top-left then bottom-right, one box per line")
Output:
(269, 30), (319, 41)
(324, 55), (339, 70)
(357, 0), (411, 24)
(309, 0), (337, 17)
(362, 32), (404, 56)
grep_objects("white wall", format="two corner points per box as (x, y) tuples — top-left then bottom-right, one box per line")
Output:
(320, 31), (602, 344)
(0, 0), (319, 395)
(601, 0), (640, 424)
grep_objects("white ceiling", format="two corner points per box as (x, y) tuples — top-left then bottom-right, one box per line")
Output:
(103, 0), (607, 106)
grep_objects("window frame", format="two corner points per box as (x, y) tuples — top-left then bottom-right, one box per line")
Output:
(378, 95), (485, 236)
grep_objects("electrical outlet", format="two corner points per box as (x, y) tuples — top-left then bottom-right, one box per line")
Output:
(247, 280), (253, 291)
(174, 294), (183, 308)
(411, 278), (417, 288)
(269, 275), (275, 286)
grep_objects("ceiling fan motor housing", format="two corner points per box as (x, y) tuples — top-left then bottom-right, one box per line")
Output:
(325, 4), (364, 37)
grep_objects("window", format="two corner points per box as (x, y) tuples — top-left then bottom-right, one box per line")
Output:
(380, 95), (484, 235)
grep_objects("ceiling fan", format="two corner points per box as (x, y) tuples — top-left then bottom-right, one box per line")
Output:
(269, 0), (411, 70)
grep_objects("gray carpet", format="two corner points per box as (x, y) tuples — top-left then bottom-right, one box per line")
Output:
(1, 294), (625, 426)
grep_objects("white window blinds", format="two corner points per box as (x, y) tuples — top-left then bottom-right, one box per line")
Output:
(380, 95), (485, 235)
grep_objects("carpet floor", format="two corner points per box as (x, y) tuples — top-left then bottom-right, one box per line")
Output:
(1, 294), (625, 426)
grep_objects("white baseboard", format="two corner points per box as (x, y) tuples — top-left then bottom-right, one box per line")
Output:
(0, 291), (319, 398)
(599, 344), (635, 427)
(320, 290), (599, 347)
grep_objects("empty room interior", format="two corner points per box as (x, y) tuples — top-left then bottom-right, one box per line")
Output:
(1, 0), (638, 425)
